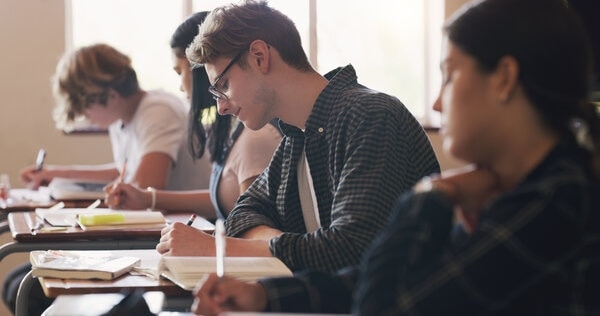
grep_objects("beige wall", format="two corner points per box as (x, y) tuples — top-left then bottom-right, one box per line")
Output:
(0, 1), (112, 315)
(0, 0), (112, 186)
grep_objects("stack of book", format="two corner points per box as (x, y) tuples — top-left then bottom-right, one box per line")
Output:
(30, 250), (141, 280)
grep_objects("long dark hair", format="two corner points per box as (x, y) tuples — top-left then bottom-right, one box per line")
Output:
(190, 66), (233, 163)
(170, 11), (233, 163)
(445, 0), (600, 176)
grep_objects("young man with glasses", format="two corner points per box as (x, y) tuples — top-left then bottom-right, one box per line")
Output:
(156, 0), (440, 273)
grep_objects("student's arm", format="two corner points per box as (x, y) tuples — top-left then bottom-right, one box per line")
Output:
(240, 225), (282, 240)
(239, 176), (257, 194)
(21, 163), (119, 189)
(193, 268), (358, 315)
(228, 100), (439, 272)
(354, 182), (586, 315)
(232, 125), (282, 195)
(129, 152), (172, 189)
(156, 223), (272, 257)
(106, 182), (215, 218)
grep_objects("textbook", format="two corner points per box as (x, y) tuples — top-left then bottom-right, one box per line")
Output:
(158, 256), (293, 290)
(30, 250), (141, 280)
(48, 177), (109, 200)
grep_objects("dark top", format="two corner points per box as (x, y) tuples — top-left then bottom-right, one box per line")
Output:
(259, 143), (600, 315)
(225, 64), (440, 272)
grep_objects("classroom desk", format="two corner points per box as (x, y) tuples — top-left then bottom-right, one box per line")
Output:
(41, 291), (166, 316)
(28, 248), (347, 316)
(0, 188), (104, 234)
(17, 249), (190, 316)
(0, 188), (102, 213)
(0, 188), (55, 213)
(2, 211), (214, 262)
(7, 215), (213, 316)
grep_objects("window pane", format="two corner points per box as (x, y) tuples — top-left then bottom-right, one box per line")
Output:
(192, 1), (442, 122)
(70, 0), (184, 96)
(317, 0), (435, 119)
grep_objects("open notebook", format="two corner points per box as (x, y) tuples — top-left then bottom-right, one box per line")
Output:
(48, 177), (109, 200)
(30, 250), (140, 280)
(158, 256), (293, 291)
(35, 207), (166, 230)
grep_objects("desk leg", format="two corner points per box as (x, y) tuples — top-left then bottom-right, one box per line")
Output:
(0, 219), (10, 235)
(15, 270), (34, 316)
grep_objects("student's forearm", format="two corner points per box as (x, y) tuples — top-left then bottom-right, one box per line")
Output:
(241, 225), (283, 241)
(154, 190), (216, 218)
(228, 238), (273, 257)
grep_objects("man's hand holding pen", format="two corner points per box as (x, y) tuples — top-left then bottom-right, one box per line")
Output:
(156, 220), (216, 256)
(191, 219), (266, 315)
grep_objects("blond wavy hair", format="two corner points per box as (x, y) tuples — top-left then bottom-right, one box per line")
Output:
(52, 43), (139, 131)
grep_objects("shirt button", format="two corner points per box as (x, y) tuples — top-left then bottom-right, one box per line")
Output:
(318, 127), (324, 133)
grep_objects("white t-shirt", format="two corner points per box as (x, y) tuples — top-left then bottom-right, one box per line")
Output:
(108, 90), (211, 190)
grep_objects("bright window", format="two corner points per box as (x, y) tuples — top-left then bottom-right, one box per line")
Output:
(70, 0), (443, 125)
(68, 0), (185, 96)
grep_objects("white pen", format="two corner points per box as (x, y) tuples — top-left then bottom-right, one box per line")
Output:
(215, 218), (226, 278)
(35, 148), (46, 172)
(87, 199), (101, 209)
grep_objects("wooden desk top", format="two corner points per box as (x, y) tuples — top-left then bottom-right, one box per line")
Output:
(40, 274), (189, 298)
(8, 211), (214, 242)
(1, 188), (101, 213)
(36, 249), (190, 298)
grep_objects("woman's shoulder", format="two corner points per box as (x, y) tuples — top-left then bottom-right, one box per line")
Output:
(238, 122), (283, 144)
(229, 123), (282, 162)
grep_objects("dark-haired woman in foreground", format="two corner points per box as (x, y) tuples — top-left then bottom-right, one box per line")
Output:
(192, 0), (600, 314)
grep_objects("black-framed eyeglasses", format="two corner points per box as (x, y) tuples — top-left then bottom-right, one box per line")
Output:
(208, 49), (246, 101)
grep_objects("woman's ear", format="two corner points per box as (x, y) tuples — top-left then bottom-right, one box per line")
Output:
(494, 56), (519, 103)
(248, 40), (271, 73)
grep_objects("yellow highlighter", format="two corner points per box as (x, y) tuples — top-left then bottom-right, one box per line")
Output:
(78, 213), (126, 226)
(77, 211), (166, 227)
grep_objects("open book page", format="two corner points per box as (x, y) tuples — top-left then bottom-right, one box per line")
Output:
(6, 187), (53, 205)
(220, 313), (350, 316)
(36, 207), (114, 227)
(31, 249), (161, 281)
(158, 256), (293, 290)
(30, 250), (141, 280)
(35, 208), (166, 229)
(48, 177), (109, 200)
